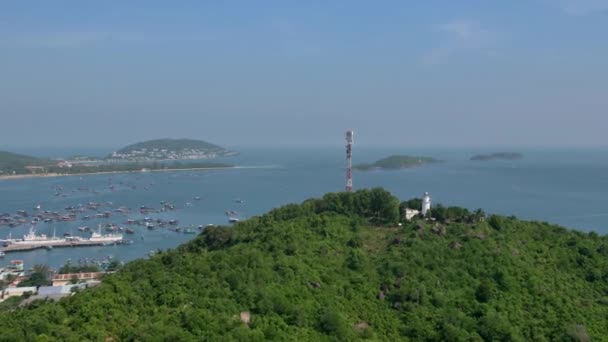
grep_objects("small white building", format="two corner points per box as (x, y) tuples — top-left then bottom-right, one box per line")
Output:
(57, 161), (73, 168)
(421, 192), (432, 216)
(404, 208), (420, 221)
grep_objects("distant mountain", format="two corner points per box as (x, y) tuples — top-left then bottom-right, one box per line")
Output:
(471, 152), (523, 161)
(0, 151), (53, 174)
(355, 155), (441, 171)
(107, 139), (238, 161)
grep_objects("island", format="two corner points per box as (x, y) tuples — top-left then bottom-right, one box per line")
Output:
(0, 189), (605, 340)
(106, 138), (238, 162)
(354, 155), (441, 171)
(470, 152), (523, 161)
(0, 151), (234, 180)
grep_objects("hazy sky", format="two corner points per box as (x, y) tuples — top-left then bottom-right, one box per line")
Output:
(1, 1), (607, 148)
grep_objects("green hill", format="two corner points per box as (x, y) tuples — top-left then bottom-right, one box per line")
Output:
(0, 151), (53, 174)
(108, 138), (235, 160)
(355, 155), (441, 171)
(0, 189), (607, 341)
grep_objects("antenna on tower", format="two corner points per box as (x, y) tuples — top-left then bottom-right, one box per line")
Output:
(345, 130), (354, 192)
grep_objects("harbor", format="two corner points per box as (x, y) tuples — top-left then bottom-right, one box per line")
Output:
(3, 148), (608, 271)
(0, 226), (125, 253)
(0, 169), (249, 269)
(2, 240), (114, 253)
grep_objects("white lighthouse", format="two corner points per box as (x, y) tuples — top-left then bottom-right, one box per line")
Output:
(421, 192), (431, 216)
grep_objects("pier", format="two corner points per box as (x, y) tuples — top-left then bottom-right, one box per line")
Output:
(1, 240), (111, 253)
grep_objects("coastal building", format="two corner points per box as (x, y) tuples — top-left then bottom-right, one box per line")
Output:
(21, 282), (102, 305)
(57, 161), (72, 168)
(0, 260), (25, 282)
(421, 192), (432, 216)
(404, 208), (420, 221)
(24, 166), (46, 174)
(10, 260), (24, 271)
(52, 272), (105, 286)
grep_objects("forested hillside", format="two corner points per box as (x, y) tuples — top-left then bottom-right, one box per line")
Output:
(0, 188), (606, 341)
(0, 151), (52, 174)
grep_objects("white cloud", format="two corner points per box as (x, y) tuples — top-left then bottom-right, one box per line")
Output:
(422, 20), (494, 65)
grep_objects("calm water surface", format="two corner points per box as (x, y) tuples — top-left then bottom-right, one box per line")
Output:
(1, 147), (607, 269)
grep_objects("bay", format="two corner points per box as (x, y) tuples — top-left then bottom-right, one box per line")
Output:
(1, 146), (607, 269)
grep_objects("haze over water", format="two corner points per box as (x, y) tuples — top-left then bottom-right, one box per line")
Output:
(1, 146), (607, 269)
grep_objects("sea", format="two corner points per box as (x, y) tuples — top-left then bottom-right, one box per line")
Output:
(1, 146), (607, 270)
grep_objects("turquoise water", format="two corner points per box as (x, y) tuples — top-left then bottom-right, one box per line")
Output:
(1, 146), (607, 269)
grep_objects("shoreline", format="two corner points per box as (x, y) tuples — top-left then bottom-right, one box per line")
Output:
(0, 165), (279, 181)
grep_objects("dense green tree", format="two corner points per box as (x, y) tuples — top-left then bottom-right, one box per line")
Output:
(18, 264), (50, 288)
(0, 190), (606, 340)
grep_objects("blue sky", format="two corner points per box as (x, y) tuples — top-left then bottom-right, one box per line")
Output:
(1, 1), (607, 148)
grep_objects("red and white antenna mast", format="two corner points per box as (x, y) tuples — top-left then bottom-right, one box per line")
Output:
(345, 130), (354, 192)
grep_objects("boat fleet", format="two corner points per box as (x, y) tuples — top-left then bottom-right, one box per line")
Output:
(1, 183), (246, 258)
(1, 225), (124, 249)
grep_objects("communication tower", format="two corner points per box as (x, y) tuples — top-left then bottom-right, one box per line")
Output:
(345, 130), (354, 192)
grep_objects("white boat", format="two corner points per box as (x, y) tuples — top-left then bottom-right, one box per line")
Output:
(89, 225), (123, 244)
(11, 227), (64, 246)
(89, 232), (123, 243)
(228, 217), (239, 223)
(0, 251), (5, 257)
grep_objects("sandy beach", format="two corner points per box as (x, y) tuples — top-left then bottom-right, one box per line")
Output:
(0, 165), (279, 182)
(0, 167), (231, 181)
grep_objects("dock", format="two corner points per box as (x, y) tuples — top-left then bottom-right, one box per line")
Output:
(1, 240), (109, 253)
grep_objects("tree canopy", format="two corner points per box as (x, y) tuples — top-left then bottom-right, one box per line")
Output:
(0, 188), (606, 341)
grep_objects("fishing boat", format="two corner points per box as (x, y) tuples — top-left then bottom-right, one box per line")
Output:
(11, 226), (63, 246)
(89, 227), (123, 244)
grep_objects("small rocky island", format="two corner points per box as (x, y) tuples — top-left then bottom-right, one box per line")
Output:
(470, 152), (523, 161)
(354, 155), (441, 171)
(107, 138), (238, 162)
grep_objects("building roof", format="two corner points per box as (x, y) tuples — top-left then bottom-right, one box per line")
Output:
(4, 286), (37, 294)
(38, 286), (66, 296)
